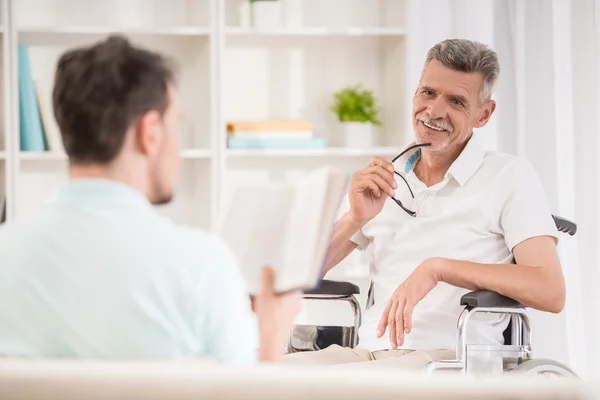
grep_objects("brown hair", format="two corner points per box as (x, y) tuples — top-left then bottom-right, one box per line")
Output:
(53, 34), (176, 164)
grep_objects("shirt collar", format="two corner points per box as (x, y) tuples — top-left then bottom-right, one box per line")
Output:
(398, 137), (486, 186)
(45, 178), (154, 210)
(446, 137), (486, 186)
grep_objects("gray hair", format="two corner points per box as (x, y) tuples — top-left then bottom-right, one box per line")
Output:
(424, 39), (499, 106)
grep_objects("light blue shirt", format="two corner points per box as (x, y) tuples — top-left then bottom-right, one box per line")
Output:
(0, 179), (258, 364)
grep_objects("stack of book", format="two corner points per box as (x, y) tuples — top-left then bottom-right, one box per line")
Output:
(18, 45), (64, 153)
(226, 120), (326, 149)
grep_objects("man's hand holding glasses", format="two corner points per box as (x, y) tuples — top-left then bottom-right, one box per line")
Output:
(347, 156), (398, 228)
(347, 143), (432, 228)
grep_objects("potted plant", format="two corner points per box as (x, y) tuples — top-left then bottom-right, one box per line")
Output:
(330, 85), (382, 148)
(249, 0), (282, 30)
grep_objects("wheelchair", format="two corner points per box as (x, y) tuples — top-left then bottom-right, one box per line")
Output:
(287, 215), (579, 378)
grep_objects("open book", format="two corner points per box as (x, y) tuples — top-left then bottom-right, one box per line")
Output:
(216, 167), (348, 295)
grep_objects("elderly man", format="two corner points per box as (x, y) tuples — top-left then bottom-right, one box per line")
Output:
(286, 38), (564, 369)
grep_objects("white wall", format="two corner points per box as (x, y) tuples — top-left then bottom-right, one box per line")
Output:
(572, 0), (600, 379)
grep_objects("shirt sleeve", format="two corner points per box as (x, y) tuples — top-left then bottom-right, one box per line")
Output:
(495, 158), (559, 251)
(336, 193), (372, 250)
(195, 236), (258, 365)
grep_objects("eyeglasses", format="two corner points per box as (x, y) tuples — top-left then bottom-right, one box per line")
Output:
(389, 143), (432, 217)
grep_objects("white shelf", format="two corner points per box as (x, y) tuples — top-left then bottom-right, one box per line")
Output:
(226, 146), (400, 158)
(19, 151), (66, 161)
(17, 26), (210, 43)
(180, 148), (212, 159)
(19, 26), (210, 36)
(225, 27), (406, 37)
(19, 149), (212, 161)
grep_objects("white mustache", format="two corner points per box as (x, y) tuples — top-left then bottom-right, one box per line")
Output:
(417, 115), (453, 132)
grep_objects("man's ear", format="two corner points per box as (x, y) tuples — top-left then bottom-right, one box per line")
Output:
(474, 100), (496, 128)
(136, 110), (162, 157)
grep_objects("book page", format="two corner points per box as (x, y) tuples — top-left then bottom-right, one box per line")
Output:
(217, 168), (347, 295)
(215, 184), (263, 292)
(275, 170), (330, 293)
(216, 182), (292, 295)
(311, 170), (349, 283)
(243, 184), (293, 294)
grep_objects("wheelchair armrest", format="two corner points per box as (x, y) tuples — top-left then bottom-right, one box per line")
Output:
(460, 290), (524, 309)
(552, 214), (577, 236)
(304, 280), (360, 296)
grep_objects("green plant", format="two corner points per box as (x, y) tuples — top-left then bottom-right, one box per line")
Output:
(249, 0), (278, 3)
(330, 85), (382, 126)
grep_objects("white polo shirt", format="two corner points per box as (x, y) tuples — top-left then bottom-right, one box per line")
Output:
(339, 136), (559, 352)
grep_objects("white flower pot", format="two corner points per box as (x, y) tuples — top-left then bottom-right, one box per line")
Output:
(251, 1), (282, 30)
(343, 122), (373, 148)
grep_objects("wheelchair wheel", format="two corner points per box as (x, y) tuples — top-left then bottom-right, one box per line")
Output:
(509, 358), (578, 378)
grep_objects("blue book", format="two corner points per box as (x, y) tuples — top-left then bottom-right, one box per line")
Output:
(19, 45), (47, 152)
(227, 137), (326, 149)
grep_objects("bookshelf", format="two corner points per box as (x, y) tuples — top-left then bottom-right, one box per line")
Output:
(9, 0), (217, 228)
(19, 149), (213, 161)
(18, 26), (211, 38)
(225, 145), (401, 157)
(223, 27), (406, 37)
(2, 0), (417, 282)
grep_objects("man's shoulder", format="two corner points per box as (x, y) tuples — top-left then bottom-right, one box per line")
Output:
(479, 150), (538, 180)
(481, 149), (527, 168)
(167, 223), (239, 271)
(0, 213), (40, 246)
(165, 224), (247, 298)
(0, 223), (10, 242)
(169, 223), (227, 251)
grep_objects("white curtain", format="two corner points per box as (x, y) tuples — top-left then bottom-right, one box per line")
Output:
(406, 0), (600, 378)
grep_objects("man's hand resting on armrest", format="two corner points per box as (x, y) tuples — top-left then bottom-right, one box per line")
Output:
(254, 267), (302, 362)
(377, 235), (565, 350)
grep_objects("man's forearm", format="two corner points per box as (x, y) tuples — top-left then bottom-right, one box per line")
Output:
(258, 327), (290, 362)
(258, 337), (284, 362)
(323, 213), (361, 274)
(435, 258), (566, 313)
